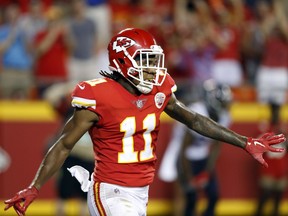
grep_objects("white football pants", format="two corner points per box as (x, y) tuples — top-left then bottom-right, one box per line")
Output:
(87, 181), (149, 216)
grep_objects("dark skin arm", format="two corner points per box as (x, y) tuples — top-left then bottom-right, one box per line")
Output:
(30, 108), (99, 190)
(164, 93), (247, 148)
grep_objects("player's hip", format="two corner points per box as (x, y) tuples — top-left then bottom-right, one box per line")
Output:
(87, 181), (149, 216)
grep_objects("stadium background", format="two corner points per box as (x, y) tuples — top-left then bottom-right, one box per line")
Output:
(0, 100), (287, 216)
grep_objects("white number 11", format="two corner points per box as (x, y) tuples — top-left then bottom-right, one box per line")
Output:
(118, 113), (156, 163)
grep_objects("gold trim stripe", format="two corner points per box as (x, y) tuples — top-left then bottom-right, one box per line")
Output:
(94, 182), (106, 216)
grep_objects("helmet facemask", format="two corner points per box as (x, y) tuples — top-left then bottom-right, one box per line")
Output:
(127, 45), (167, 94)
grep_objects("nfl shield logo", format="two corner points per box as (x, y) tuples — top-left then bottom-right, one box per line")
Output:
(132, 99), (147, 109)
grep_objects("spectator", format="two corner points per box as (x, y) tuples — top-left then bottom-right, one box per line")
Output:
(67, 0), (100, 83)
(32, 4), (73, 98)
(0, 3), (33, 99)
(85, 0), (111, 50)
(172, 0), (227, 101)
(252, 0), (288, 205)
(210, 0), (245, 87)
(241, 0), (267, 85)
(20, 0), (47, 48)
(254, 0), (288, 128)
(254, 123), (288, 216)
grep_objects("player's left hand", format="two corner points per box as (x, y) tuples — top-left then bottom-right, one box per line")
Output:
(245, 132), (286, 168)
(4, 186), (39, 216)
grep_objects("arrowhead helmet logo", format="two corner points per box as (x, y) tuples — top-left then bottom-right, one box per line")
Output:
(112, 37), (136, 53)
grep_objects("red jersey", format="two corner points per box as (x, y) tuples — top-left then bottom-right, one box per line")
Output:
(71, 74), (176, 187)
(33, 31), (68, 82)
(262, 35), (288, 68)
(214, 26), (241, 60)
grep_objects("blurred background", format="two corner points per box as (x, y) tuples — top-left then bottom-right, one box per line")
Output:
(0, 0), (288, 215)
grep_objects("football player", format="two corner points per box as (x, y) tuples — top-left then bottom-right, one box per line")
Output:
(4, 28), (286, 216)
(160, 80), (233, 216)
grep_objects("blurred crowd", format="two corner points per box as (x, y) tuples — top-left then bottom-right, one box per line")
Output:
(0, 0), (287, 103)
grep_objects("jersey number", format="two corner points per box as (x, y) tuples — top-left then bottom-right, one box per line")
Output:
(118, 114), (156, 163)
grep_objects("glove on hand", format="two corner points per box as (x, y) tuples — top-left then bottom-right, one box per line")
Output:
(245, 132), (286, 168)
(190, 171), (210, 189)
(4, 186), (39, 216)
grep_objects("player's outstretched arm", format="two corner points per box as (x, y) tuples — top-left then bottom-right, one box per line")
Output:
(4, 109), (98, 216)
(164, 94), (286, 167)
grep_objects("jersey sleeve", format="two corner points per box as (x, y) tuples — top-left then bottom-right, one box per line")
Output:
(166, 73), (177, 93)
(71, 81), (96, 110)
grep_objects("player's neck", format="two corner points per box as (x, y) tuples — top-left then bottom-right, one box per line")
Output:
(117, 77), (141, 96)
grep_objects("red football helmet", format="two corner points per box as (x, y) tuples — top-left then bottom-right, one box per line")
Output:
(107, 28), (167, 93)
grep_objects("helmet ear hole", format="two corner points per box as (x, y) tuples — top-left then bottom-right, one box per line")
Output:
(118, 58), (125, 64)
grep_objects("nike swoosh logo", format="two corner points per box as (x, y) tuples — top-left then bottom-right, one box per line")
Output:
(254, 141), (265, 147)
(78, 84), (85, 90)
